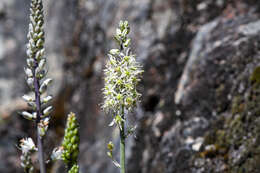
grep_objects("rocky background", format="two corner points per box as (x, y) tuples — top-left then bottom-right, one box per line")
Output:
(1, 0), (260, 172)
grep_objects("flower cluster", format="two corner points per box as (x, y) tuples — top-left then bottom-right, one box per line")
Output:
(61, 112), (80, 172)
(102, 21), (143, 114)
(19, 0), (52, 172)
(20, 138), (38, 154)
(19, 138), (38, 173)
(102, 21), (143, 171)
(22, 0), (53, 138)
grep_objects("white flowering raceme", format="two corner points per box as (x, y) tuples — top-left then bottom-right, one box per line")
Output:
(102, 20), (143, 173)
(102, 21), (143, 113)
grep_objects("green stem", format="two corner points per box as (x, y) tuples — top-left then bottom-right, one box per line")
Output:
(120, 106), (126, 173)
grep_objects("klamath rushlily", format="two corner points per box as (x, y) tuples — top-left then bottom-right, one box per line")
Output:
(19, 0), (52, 172)
(102, 20), (143, 173)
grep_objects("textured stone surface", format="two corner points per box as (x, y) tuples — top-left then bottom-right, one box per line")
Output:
(0, 0), (260, 173)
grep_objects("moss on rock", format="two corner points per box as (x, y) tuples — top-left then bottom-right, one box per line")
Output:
(193, 66), (260, 172)
(250, 66), (260, 85)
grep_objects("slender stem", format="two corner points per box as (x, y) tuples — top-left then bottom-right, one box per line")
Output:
(33, 61), (46, 173)
(37, 130), (46, 173)
(120, 106), (126, 173)
(119, 38), (126, 173)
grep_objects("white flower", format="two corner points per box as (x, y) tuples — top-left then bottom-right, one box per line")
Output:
(37, 117), (50, 137)
(51, 147), (64, 161)
(109, 49), (120, 56)
(20, 138), (37, 154)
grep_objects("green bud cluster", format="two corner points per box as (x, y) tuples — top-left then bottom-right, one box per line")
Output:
(102, 20), (143, 114)
(62, 112), (80, 172)
(68, 164), (79, 173)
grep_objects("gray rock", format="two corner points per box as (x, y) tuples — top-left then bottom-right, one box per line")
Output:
(1, 0), (260, 173)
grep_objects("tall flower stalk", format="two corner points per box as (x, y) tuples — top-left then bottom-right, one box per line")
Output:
(102, 20), (143, 173)
(20, 0), (52, 172)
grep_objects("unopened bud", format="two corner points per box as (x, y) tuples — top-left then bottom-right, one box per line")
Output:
(24, 68), (33, 78)
(39, 78), (52, 94)
(20, 111), (36, 120)
(42, 106), (53, 117)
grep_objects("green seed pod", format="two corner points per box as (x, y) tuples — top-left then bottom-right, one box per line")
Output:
(62, 112), (80, 168)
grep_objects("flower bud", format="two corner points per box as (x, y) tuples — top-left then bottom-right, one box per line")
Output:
(37, 117), (50, 137)
(116, 28), (121, 37)
(26, 58), (34, 67)
(36, 39), (43, 48)
(107, 141), (114, 151)
(109, 49), (120, 56)
(35, 50), (42, 61)
(38, 58), (46, 70)
(27, 78), (34, 89)
(36, 68), (46, 79)
(22, 95), (34, 102)
(39, 78), (52, 94)
(123, 38), (131, 48)
(27, 101), (37, 110)
(20, 111), (36, 120)
(41, 95), (53, 104)
(42, 106), (53, 117)
(24, 68), (33, 78)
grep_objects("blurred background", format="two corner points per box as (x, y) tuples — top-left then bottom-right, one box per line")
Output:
(1, 0), (260, 172)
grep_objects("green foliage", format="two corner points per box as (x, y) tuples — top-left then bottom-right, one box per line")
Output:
(250, 66), (260, 85)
